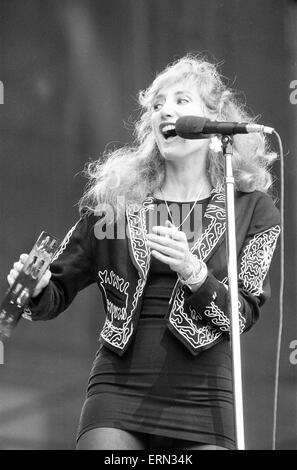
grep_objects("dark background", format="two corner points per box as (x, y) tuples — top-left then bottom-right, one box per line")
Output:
(0, 0), (296, 450)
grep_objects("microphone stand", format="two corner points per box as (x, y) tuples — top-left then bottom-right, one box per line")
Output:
(221, 135), (245, 450)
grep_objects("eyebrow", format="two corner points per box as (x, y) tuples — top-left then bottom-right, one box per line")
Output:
(154, 90), (194, 100)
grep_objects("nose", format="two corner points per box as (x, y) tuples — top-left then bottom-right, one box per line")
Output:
(160, 99), (176, 118)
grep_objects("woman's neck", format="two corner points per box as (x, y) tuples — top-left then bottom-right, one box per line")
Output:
(157, 157), (212, 202)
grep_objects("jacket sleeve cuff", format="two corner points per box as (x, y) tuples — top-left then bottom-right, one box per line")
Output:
(22, 286), (53, 321)
(185, 272), (231, 333)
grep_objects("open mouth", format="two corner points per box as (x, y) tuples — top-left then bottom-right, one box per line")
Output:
(160, 124), (177, 140)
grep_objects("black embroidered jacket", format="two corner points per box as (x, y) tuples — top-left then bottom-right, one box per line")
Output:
(24, 185), (281, 356)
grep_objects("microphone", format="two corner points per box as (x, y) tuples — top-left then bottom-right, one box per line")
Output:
(175, 115), (274, 139)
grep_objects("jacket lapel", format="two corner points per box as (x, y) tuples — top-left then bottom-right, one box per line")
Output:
(126, 197), (155, 279)
(191, 184), (226, 262)
(126, 186), (226, 277)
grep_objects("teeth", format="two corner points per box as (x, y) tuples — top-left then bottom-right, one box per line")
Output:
(162, 124), (175, 133)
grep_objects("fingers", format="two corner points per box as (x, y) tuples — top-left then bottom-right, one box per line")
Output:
(20, 253), (29, 263)
(7, 253), (28, 287)
(147, 223), (188, 258)
(7, 253), (51, 298)
(7, 273), (15, 287)
(33, 269), (51, 297)
(150, 249), (180, 267)
(7, 269), (19, 287)
(151, 224), (183, 240)
(147, 225), (186, 247)
(147, 232), (182, 250)
(165, 220), (176, 229)
(147, 222), (196, 274)
(147, 239), (184, 260)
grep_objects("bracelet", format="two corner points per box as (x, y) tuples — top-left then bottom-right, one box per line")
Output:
(178, 258), (208, 290)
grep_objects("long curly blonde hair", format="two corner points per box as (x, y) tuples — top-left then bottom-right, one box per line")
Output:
(79, 53), (276, 217)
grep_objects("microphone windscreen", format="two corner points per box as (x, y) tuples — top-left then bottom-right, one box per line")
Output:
(175, 116), (210, 139)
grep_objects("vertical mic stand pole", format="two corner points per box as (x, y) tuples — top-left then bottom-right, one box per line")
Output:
(221, 134), (245, 450)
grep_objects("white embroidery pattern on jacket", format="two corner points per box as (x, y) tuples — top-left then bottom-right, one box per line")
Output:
(203, 299), (245, 333)
(204, 301), (230, 332)
(100, 271), (145, 350)
(192, 189), (226, 261)
(126, 198), (154, 279)
(239, 225), (280, 296)
(169, 286), (222, 349)
(168, 186), (226, 350)
(189, 305), (203, 322)
(52, 222), (79, 262)
(212, 279), (246, 333)
(98, 270), (129, 321)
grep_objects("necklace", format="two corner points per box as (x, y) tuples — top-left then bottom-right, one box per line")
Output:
(160, 187), (205, 230)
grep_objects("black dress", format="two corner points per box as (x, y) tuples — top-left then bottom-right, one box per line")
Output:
(77, 198), (235, 449)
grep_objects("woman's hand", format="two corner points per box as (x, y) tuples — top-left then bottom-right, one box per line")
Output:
(7, 253), (52, 298)
(146, 220), (196, 280)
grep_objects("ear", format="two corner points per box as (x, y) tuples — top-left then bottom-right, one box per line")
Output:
(197, 91), (216, 120)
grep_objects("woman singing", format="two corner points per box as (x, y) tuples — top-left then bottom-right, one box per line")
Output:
(7, 54), (280, 450)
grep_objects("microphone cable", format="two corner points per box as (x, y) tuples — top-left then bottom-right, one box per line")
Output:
(271, 130), (285, 450)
